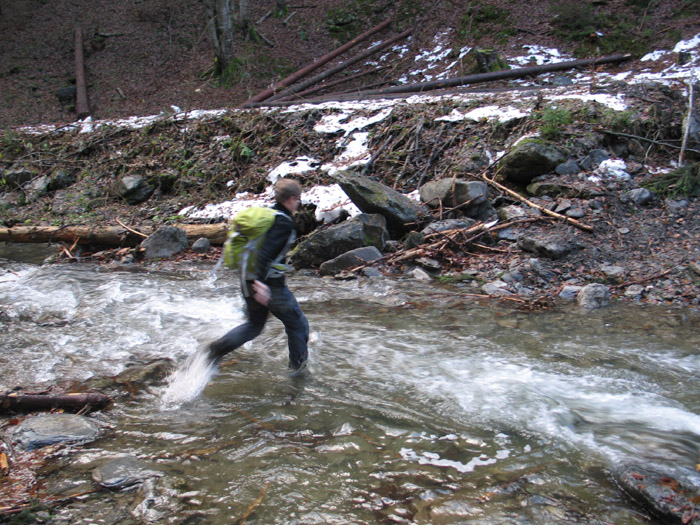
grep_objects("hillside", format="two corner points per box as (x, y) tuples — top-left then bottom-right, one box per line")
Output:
(1, 0), (700, 313)
(1, 0), (699, 129)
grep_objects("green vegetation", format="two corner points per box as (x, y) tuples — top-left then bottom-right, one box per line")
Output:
(458, 3), (516, 43)
(642, 163), (700, 198)
(536, 107), (573, 140)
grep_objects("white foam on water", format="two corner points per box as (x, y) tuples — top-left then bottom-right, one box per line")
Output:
(160, 348), (216, 410)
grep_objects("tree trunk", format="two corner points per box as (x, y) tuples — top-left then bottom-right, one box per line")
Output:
(0, 391), (112, 413)
(0, 224), (229, 247)
(205, 0), (249, 73)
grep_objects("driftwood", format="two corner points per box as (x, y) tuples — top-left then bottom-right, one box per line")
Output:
(265, 29), (412, 103)
(480, 173), (594, 233)
(0, 391), (112, 413)
(0, 223), (228, 247)
(246, 18), (392, 104)
(74, 27), (90, 118)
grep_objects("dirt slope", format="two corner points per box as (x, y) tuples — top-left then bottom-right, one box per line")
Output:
(1, 0), (698, 129)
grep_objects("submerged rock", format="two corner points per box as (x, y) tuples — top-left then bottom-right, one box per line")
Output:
(92, 457), (162, 490)
(13, 413), (101, 451)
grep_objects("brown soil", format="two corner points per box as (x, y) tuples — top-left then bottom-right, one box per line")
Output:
(2, 0), (698, 129)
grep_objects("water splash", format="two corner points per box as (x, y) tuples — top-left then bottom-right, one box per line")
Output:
(160, 348), (216, 410)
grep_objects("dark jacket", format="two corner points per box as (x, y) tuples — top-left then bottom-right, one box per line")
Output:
(248, 202), (295, 289)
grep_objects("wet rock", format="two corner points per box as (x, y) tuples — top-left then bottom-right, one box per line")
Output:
(362, 267), (383, 278)
(410, 267), (431, 281)
(140, 226), (188, 259)
(415, 257), (441, 271)
(116, 175), (155, 205)
(191, 237), (210, 253)
(499, 141), (566, 184)
(482, 280), (512, 296)
(289, 213), (387, 268)
(576, 283), (610, 309)
(334, 170), (421, 233)
(319, 246), (383, 276)
(92, 457), (162, 489)
(613, 464), (700, 525)
(13, 414), (101, 451)
(116, 358), (174, 387)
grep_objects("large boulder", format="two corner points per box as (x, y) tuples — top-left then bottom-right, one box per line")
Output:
(289, 213), (387, 268)
(334, 171), (420, 233)
(419, 179), (494, 220)
(13, 414), (101, 451)
(140, 226), (188, 259)
(576, 283), (610, 309)
(499, 140), (566, 184)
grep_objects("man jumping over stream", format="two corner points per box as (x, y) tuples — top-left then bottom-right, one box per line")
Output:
(207, 179), (310, 376)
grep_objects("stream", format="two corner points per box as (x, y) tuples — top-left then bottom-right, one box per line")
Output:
(1, 244), (699, 524)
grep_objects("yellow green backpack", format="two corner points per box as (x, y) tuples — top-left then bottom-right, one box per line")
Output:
(223, 207), (280, 273)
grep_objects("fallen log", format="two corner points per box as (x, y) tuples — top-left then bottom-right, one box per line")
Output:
(0, 223), (228, 247)
(245, 18), (392, 104)
(265, 29), (412, 103)
(286, 53), (633, 102)
(74, 27), (90, 118)
(0, 391), (112, 413)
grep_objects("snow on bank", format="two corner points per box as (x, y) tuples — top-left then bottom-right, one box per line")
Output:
(14, 33), (700, 222)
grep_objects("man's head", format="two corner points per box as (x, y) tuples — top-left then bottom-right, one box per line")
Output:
(275, 179), (302, 213)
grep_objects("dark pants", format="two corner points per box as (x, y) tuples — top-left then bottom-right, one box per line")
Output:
(208, 283), (309, 369)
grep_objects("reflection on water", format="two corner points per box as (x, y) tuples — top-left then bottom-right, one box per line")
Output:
(1, 248), (699, 523)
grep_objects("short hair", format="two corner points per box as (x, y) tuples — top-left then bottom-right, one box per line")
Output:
(274, 179), (302, 203)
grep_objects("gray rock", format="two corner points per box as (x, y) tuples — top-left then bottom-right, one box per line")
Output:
(334, 171), (420, 232)
(482, 280), (512, 296)
(498, 141), (566, 184)
(289, 213), (387, 268)
(13, 414), (100, 451)
(565, 207), (585, 219)
(496, 227), (519, 241)
(362, 267), (383, 278)
(527, 258), (556, 280)
(117, 175), (155, 205)
(625, 187), (654, 206)
(410, 267), (432, 281)
(2, 167), (36, 189)
(26, 175), (51, 199)
(319, 246), (383, 276)
(92, 457), (162, 490)
(141, 226), (188, 259)
(421, 218), (476, 234)
(624, 284), (645, 299)
(559, 285), (583, 300)
(600, 264), (624, 277)
(49, 170), (76, 191)
(582, 149), (610, 170)
(550, 75), (574, 86)
(415, 257), (441, 271)
(191, 237), (211, 253)
(419, 179), (494, 220)
(518, 235), (581, 260)
(555, 159), (580, 175)
(576, 283), (610, 309)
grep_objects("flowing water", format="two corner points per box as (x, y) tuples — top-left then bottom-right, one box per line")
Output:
(1, 244), (699, 524)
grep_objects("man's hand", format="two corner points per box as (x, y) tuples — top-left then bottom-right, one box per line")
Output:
(252, 280), (271, 306)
